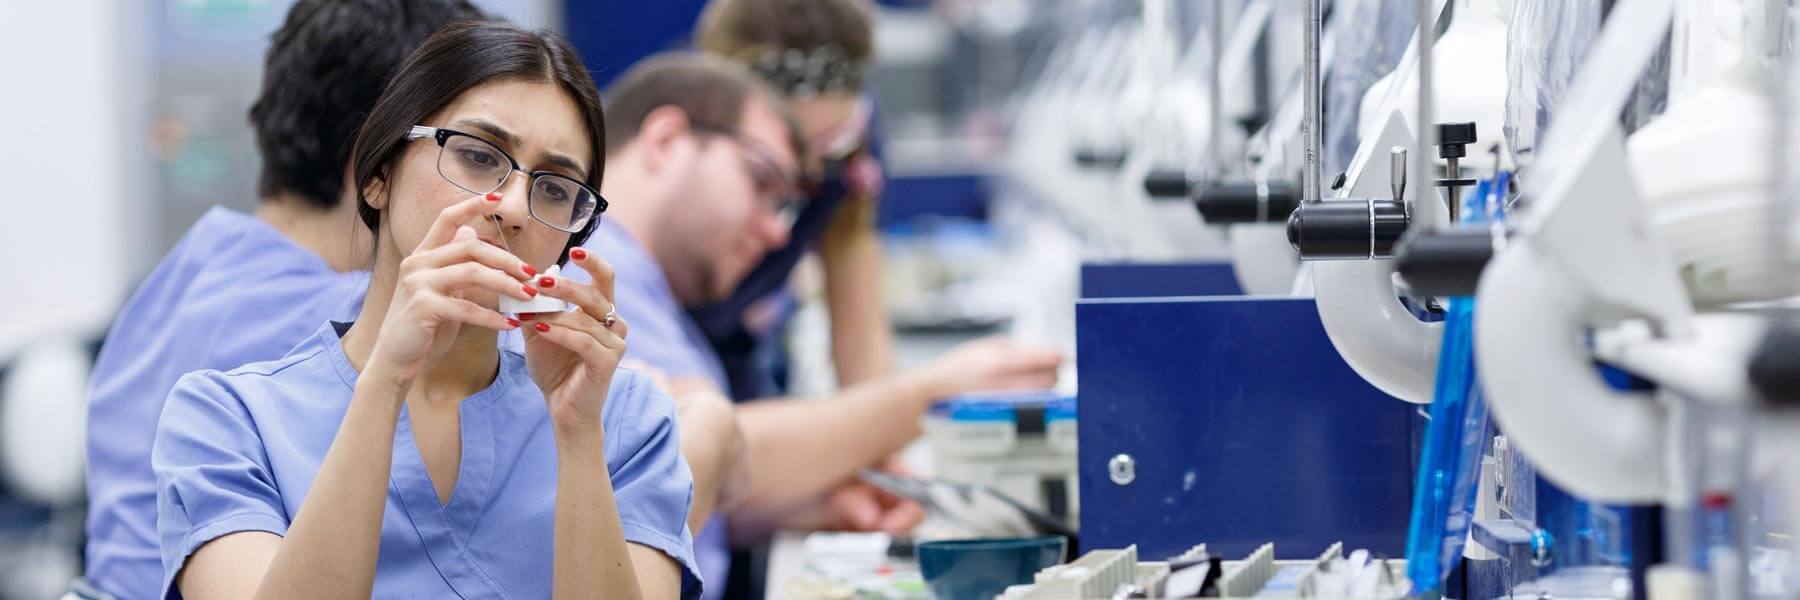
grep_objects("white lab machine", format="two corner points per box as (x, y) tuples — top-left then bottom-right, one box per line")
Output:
(920, 392), (1079, 527)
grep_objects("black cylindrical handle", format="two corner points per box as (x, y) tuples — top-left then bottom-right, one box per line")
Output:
(1074, 147), (1127, 170)
(1285, 198), (1409, 260)
(1144, 169), (1193, 198)
(1395, 229), (1495, 297)
(1195, 180), (1301, 223)
(1751, 322), (1800, 405)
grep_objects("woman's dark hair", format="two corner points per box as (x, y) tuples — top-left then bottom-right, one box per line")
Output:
(250, 0), (484, 211)
(348, 20), (606, 264)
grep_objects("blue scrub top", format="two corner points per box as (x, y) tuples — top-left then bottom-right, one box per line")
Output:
(579, 220), (733, 600)
(85, 206), (368, 599)
(153, 321), (702, 599)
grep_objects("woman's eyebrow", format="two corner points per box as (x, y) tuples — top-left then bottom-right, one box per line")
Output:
(539, 153), (587, 179)
(452, 118), (520, 149)
(454, 118), (588, 179)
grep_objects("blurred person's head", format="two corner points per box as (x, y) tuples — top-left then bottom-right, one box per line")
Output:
(599, 53), (804, 305)
(348, 20), (606, 294)
(696, 0), (875, 165)
(250, 0), (483, 221)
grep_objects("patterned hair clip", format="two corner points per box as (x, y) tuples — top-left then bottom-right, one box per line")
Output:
(749, 44), (868, 97)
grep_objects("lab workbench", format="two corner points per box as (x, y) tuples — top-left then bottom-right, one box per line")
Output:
(764, 530), (927, 599)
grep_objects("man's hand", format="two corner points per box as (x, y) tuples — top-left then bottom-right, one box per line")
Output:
(821, 460), (924, 535)
(918, 337), (1062, 400)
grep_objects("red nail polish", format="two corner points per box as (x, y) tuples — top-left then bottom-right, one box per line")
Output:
(519, 313), (536, 320)
(486, 192), (502, 202)
(523, 285), (538, 298)
(538, 276), (555, 288)
(535, 322), (551, 332)
(506, 317), (521, 328)
(570, 248), (588, 260)
(521, 263), (537, 277)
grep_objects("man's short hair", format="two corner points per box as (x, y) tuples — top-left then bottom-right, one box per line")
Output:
(602, 52), (804, 160)
(249, 0), (484, 210)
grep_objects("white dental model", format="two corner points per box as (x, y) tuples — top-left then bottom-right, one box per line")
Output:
(500, 264), (571, 315)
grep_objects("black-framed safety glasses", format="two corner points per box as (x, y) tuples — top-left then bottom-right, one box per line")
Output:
(405, 125), (606, 234)
(690, 122), (808, 227)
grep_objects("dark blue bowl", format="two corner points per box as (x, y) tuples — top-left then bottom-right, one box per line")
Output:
(917, 536), (1067, 599)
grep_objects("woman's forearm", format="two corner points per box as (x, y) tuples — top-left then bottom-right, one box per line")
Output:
(820, 198), (895, 385)
(249, 371), (408, 599)
(552, 427), (642, 600)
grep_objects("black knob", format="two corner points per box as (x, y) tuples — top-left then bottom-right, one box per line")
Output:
(1144, 169), (1193, 198)
(1285, 198), (1410, 260)
(1237, 112), (1270, 136)
(1194, 180), (1300, 223)
(1395, 229), (1496, 297)
(1437, 122), (1478, 160)
(1751, 321), (1800, 406)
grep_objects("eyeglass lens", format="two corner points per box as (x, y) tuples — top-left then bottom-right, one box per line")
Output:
(435, 133), (597, 233)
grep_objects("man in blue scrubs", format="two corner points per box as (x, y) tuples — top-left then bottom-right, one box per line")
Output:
(590, 53), (1064, 599)
(81, 2), (483, 597)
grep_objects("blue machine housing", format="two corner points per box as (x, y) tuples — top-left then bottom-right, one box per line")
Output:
(1078, 262), (1244, 299)
(1075, 268), (1415, 561)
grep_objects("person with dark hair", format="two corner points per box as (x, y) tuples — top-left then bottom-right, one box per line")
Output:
(83, 2), (482, 597)
(152, 20), (698, 599)
(592, 51), (1062, 599)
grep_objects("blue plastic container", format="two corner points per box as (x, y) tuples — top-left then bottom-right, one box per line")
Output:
(917, 536), (1066, 599)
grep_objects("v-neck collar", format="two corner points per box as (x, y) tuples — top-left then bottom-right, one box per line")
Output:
(319, 321), (517, 597)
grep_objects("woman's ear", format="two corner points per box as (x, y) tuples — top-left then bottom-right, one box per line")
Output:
(362, 173), (389, 211)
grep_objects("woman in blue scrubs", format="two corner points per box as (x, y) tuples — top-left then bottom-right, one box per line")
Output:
(152, 21), (698, 599)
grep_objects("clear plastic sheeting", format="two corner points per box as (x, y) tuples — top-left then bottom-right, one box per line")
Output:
(1623, 32), (1674, 136)
(1502, 0), (1604, 167)
(1323, 0), (1416, 179)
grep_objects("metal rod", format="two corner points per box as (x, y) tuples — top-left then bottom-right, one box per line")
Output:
(1391, 147), (1408, 203)
(1303, 0), (1323, 202)
(1208, 0), (1226, 179)
(1772, 0), (1793, 299)
(1446, 156), (1460, 222)
(1414, 0), (1438, 229)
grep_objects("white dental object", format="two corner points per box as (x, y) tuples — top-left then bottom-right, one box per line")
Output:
(501, 263), (571, 315)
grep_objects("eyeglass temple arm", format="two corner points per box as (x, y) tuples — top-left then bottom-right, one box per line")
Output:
(406, 125), (436, 140)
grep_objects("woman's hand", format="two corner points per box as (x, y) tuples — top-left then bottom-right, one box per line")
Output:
(842, 152), (884, 202)
(520, 247), (627, 434)
(366, 194), (536, 387)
